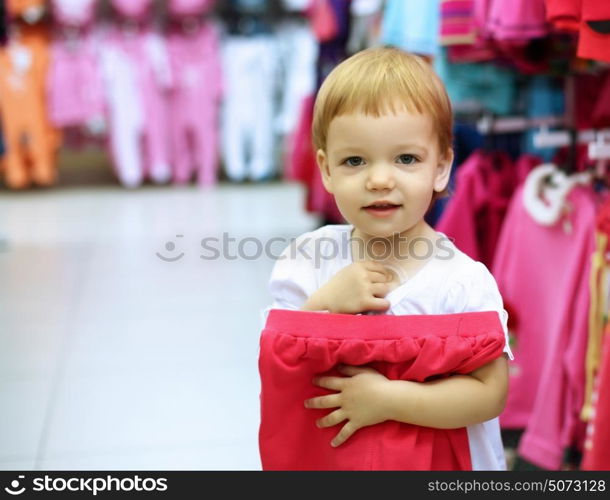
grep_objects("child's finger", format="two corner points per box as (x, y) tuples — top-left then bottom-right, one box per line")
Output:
(370, 282), (390, 297)
(362, 261), (388, 274)
(384, 266), (398, 282)
(304, 394), (341, 410)
(316, 409), (346, 429)
(368, 270), (390, 283)
(331, 421), (357, 447)
(365, 297), (391, 311)
(312, 375), (344, 391)
(337, 365), (376, 376)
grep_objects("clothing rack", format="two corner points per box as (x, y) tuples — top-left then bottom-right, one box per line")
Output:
(476, 114), (565, 135)
(476, 115), (610, 155)
(475, 73), (610, 162)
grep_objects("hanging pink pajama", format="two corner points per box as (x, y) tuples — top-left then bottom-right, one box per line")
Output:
(100, 26), (172, 187)
(47, 31), (104, 128)
(167, 21), (222, 186)
(259, 309), (505, 470)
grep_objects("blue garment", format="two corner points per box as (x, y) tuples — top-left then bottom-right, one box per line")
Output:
(231, 0), (269, 13)
(523, 76), (564, 162)
(434, 48), (518, 116)
(380, 0), (440, 56)
(225, 0), (274, 35)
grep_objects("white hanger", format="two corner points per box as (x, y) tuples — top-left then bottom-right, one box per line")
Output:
(588, 130), (610, 161)
(522, 163), (592, 226)
(22, 6), (45, 24)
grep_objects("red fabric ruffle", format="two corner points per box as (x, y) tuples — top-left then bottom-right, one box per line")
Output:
(259, 309), (505, 470)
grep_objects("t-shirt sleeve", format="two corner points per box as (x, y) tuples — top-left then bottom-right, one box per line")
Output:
(260, 233), (319, 327)
(442, 262), (514, 360)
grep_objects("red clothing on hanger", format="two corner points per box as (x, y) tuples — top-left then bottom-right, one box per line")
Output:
(578, 0), (610, 63)
(546, 0), (581, 32)
(436, 150), (520, 269)
(286, 95), (343, 223)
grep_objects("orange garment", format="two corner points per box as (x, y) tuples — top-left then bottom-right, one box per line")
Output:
(0, 3), (59, 189)
(8, 0), (47, 14)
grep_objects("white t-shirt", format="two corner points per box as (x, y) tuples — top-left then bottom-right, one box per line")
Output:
(264, 224), (513, 471)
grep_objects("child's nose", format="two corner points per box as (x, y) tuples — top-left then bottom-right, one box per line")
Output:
(366, 163), (395, 191)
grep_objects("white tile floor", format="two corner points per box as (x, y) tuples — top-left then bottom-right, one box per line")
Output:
(0, 182), (319, 470)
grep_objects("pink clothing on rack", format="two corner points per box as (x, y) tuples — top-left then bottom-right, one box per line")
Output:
(47, 30), (104, 127)
(515, 154), (543, 186)
(168, 0), (215, 17)
(472, 0), (491, 38)
(445, 0), (495, 62)
(167, 20), (222, 186)
(440, 0), (477, 46)
(51, 0), (97, 26)
(435, 150), (521, 270)
(101, 24), (172, 186)
(111, 0), (153, 21)
(486, 0), (549, 41)
(493, 185), (599, 469)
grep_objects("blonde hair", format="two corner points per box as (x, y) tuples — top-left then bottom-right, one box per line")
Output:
(312, 47), (453, 200)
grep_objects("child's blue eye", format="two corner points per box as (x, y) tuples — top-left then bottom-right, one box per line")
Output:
(344, 157), (364, 167)
(397, 154), (418, 165)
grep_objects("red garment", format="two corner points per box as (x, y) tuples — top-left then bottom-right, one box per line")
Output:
(259, 309), (505, 470)
(547, 1), (610, 61)
(578, 0), (610, 63)
(546, 0), (581, 32)
(581, 202), (610, 470)
(573, 71), (610, 130)
(515, 154), (543, 185)
(286, 95), (343, 223)
(591, 74), (610, 128)
(284, 95), (313, 182)
(309, 0), (339, 42)
(447, 43), (496, 63)
(435, 150), (516, 269)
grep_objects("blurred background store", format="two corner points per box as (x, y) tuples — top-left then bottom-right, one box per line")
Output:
(0, 0), (609, 470)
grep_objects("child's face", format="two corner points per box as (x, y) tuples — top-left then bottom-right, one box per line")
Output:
(317, 109), (452, 240)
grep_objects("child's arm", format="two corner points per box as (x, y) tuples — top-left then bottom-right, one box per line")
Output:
(305, 356), (509, 447)
(302, 261), (392, 313)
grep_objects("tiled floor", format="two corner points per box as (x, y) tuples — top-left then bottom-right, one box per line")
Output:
(0, 182), (318, 470)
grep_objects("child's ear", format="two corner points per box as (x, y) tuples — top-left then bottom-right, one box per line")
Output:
(316, 149), (333, 194)
(433, 149), (454, 193)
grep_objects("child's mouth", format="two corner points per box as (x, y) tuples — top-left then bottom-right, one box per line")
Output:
(363, 203), (402, 217)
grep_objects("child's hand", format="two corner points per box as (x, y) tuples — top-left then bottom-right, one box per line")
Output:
(302, 261), (392, 314)
(304, 365), (392, 447)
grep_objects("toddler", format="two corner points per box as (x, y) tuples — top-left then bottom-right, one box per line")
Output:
(261, 47), (512, 470)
